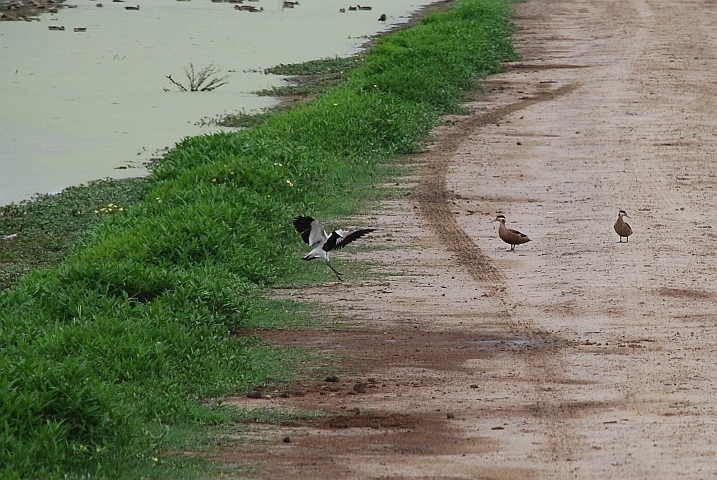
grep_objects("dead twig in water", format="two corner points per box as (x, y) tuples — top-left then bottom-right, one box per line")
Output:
(165, 63), (230, 92)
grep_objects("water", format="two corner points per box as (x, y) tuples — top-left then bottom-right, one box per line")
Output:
(0, 0), (434, 205)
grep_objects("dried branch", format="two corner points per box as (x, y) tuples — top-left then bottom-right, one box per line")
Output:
(165, 74), (187, 92)
(166, 63), (230, 92)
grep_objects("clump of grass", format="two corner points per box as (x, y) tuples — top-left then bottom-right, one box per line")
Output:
(199, 104), (292, 129)
(255, 82), (331, 98)
(264, 55), (364, 76)
(0, 0), (518, 477)
(210, 56), (365, 128)
(256, 56), (365, 99)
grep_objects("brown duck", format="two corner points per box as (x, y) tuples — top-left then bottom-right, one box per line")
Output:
(492, 214), (530, 252)
(614, 209), (633, 242)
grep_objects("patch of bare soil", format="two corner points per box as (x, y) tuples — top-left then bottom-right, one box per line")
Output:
(219, 0), (717, 477)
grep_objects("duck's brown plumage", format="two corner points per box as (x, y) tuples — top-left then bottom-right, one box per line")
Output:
(614, 210), (633, 242)
(493, 215), (530, 251)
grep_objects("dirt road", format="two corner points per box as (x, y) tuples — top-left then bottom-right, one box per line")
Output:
(226, 0), (717, 477)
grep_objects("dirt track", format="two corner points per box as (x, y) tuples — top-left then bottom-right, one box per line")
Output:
(224, 0), (717, 477)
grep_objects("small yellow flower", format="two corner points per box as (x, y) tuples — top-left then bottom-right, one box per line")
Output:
(333, 103), (339, 106)
(212, 178), (217, 182)
(286, 179), (294, 187)
(156, 197), (163, 203)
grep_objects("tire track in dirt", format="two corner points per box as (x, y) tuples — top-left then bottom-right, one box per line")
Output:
(417, 81), (590, 473)
(434, 0), (661, 472)
(417, 82), (577, 297)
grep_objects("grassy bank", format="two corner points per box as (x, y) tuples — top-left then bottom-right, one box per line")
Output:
(0, 178), (149, 290)
(0, 0), (518, 477)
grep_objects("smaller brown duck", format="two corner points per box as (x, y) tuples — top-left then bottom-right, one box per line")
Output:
(492, 214), (530, 252)
(614, 209), (633, 242)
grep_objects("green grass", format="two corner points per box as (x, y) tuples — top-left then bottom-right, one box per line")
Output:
(0, 178), (148, 289)
(0, 0), (518, 477)
(241, 298), (331, 330)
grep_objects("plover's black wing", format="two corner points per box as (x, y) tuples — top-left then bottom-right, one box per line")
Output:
(324, 228), (375, 252)
(293, 216), (328, 246)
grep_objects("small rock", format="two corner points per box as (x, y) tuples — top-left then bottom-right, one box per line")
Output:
(325, 375), (340, 383)
(246, 391), (262, 399)
(446, 412), (455, 419)
(282, 436), (291, 443)
(469, 384), (479, 389)
(353, 383), (367, 393)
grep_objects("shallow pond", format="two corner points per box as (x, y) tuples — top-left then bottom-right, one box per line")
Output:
(0, 0), (435, 205)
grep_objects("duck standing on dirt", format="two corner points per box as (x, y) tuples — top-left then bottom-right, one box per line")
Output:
(614, 209), (633, 242)
(491, 214), (530, 252)
(293, 216), (374, 281)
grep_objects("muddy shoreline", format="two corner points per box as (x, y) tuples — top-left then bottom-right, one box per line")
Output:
(0, 0), (69, 21)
